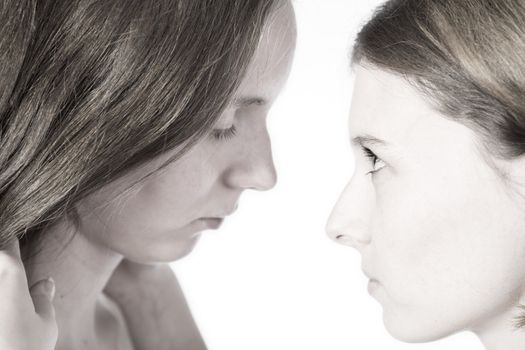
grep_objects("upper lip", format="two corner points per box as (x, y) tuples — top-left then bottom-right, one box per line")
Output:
(204, 204), (239, 219)
(361, 263), (377, 281)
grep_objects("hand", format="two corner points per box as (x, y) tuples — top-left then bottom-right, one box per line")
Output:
(105, 259), (207, 350)
(0, 239), (58, 350)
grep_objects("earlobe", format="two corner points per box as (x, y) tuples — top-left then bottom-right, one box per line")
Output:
(491, 152), (525, 188)
(483, 153), (525, 216)
(511, 161), (525, 204)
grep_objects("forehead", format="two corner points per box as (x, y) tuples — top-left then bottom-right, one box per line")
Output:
(349, 65), (431, 141)
(348, 65), (479, 153)
(234, 1), (296, 102)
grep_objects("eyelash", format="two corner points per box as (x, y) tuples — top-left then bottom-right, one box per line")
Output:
(362, 147), (382, 175)
(212, 125), (237, 141)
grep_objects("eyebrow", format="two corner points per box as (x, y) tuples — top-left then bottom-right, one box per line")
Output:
(231, 96), (268, 108)
(351, 135), (389, 148)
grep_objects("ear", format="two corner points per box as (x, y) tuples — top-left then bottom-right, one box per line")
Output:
(492, 152), (525, 201)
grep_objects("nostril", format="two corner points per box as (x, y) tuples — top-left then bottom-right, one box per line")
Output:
(325, 224), (340, 241)
(332, 232), (370, 249)
(331, 232), (355, 247)
(335, 233), (353, 243)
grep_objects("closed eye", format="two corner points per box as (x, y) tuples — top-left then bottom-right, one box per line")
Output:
(212, 125), (237, 141)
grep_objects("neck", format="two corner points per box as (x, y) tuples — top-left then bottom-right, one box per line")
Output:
(22, 219), (123, 348)
(474, 298), (525, 350)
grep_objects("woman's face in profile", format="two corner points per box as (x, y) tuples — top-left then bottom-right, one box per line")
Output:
(327, 65), (525, 342)
(73, 2), (296, 263)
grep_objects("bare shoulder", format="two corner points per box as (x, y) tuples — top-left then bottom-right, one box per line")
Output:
(105, 260), (207, 350)
(97, 292), (135, 350)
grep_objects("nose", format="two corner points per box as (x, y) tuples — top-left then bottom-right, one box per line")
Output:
(326, 174), (373, 250)
(223, 127), (277, 191)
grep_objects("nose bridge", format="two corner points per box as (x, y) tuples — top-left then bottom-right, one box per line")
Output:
(326, 173), (373, 249)
(225, 124), (277, 191)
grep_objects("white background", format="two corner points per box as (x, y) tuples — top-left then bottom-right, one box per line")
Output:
(173, 1), (484, 349)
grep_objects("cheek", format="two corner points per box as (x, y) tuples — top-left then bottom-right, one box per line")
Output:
(76, 149), (220, 261)
(77, 183), (205, 263)
(136, 167), (208, 225)
(122, 145), (222, 228)
(371, 163), (525, 337)
(86, 169), (207, 234)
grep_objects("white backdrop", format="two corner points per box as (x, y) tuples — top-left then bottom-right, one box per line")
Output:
(172, 1), (484, 349)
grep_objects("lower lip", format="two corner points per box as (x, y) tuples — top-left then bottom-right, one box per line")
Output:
(367, 279), (381, 294)
(198, 218), (224, 230)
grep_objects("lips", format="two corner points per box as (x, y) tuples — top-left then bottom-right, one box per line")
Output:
(362, 263), (381, 290)
(198, 217), (224, 229)
(361, 265), (374, 281)
(194, 203), (238, 230)
(206, 204), (239, 220)
(367, 278), (381, 294)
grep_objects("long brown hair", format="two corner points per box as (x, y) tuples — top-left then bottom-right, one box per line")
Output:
(0, 0), (281, 248)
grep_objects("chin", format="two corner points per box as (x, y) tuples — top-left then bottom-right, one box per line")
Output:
(382, 309), (456, 344)
(127, 235), (201, 264)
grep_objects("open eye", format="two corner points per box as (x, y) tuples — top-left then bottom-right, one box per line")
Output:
(211, 125), (237, 141)
(362, 147), (386, 175)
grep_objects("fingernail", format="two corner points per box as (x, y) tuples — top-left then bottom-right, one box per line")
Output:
(43, 277), (56, 300)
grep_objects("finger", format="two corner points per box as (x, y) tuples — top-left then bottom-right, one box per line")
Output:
(29, 277), (56, 320)
(2, 238), (22, 261)
(0, 239), (25, 277)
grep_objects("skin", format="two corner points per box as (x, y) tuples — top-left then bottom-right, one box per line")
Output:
(0, 240), (57, 350)
(104, 260), (206, 350)
(326, 64), (525, 350)
(19, 1), (297, 349)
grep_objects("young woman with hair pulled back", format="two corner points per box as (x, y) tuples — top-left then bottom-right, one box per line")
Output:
(327, 0), (525, 349)
(0, 0), (296, 349)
